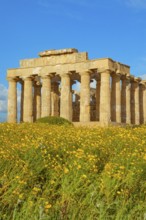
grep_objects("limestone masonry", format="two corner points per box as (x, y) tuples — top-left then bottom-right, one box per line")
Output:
(7, 48), (146, 126)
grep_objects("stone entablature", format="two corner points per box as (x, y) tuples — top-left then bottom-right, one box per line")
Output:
(20, 49), (88, 68)
(7, 48), (146, 126)
(39, 48), (78, 57)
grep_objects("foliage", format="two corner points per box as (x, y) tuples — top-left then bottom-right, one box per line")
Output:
(36, 116), (73, 126)
(0, 123), (146, 219)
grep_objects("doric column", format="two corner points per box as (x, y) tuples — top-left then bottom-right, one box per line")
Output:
(23, 76), (33, 122)
(143, 84), (146, 124)
(121, 76), (131, 124)
(125, 77), (131, 124)
(20, 81), (24, 122)
(73, 91), (80, 122)
(80, 71), (90, 122)
(96, 78), (100, 121)
(139, 81), (146, 124)
(51, 82), (59, 117)
(111, 73), (121, 123)
(131, 78), (140, 125)
(60, 73), (72, 121)
(139, 83), (145, 124)
(135, 79), (140, 125)
(41, 75), (51, 118)
(99, 70), (111, 125)
(34, 82), (41, 121)
(7, 77), (17, 123)
(131, 80), (135, 124)
(70, 80), (76, 121)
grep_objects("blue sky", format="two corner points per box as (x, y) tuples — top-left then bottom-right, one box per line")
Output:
(0, 0), (146, 121)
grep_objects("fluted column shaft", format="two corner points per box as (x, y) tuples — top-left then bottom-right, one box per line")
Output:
(60, 73), (72, 121)
(131, 81), (135, 124)
(34, 83), (41, 121)
(121, 77), (131, 124)
(41, 75), (51, 117)
(131, 81), (140, 125)
(111, 73), (121, 123)
(80, 71), (90, 122)
(20, 81), (24, 122)
(23, 77), (33, 122)
(51, 82), (59, 117)
(96, 79), (100, 121)
(143, 86), (146, 123)
(70, 81), (76, 121)
(140, 84), (146, 124)
(7, 78), (17, 123)
(121, 78), (126, 123)
(125, 78), (131, 124)
(135, 82), (140, 125)
(100, 70), (111, 125)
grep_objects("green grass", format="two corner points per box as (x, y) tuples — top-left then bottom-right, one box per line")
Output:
(35, 116), (73, 126)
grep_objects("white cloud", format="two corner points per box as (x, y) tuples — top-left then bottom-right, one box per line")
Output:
(126, 0), (146, 8)
(0, 84), (7, 101)
(139, 74), (146, 79)
(117, 0), (146, 9)
(0, 100), (7, 113)
(0, 84), (8, 113)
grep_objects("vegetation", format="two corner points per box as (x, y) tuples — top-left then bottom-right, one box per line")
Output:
(35, 116), (73, 126)
(0, 123), (146, 219)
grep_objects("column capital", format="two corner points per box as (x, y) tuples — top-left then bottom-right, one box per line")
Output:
(130, 76), (141, 83)
(139, 82), (146, 90)
(79, 70), (92, 76)
(121, 75), (131, 83)
(115, 69), (121, 75)
(111, 72), (121, 80)
(22, 76), (33, 81)
(61, 72), (71, 78)
(7, 77), (17, 82)
(134, 77), (141, 83)
(98, 68), (111, 74)
(41, 74), (52, 79)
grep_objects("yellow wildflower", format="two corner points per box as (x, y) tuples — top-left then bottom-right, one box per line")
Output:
(64, 167), (69, 174)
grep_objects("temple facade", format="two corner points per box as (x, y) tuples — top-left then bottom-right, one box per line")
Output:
(7, 48), (146, 126)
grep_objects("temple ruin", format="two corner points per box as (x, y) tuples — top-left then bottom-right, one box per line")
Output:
(7, 48), (146, 126)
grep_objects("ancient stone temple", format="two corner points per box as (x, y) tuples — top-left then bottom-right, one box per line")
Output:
(7, 48), (146, 126)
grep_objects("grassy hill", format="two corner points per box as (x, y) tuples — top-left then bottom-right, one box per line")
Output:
(0, 123), (146, 219)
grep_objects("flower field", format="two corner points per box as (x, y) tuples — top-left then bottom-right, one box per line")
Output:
(0, 123), (146, 219)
